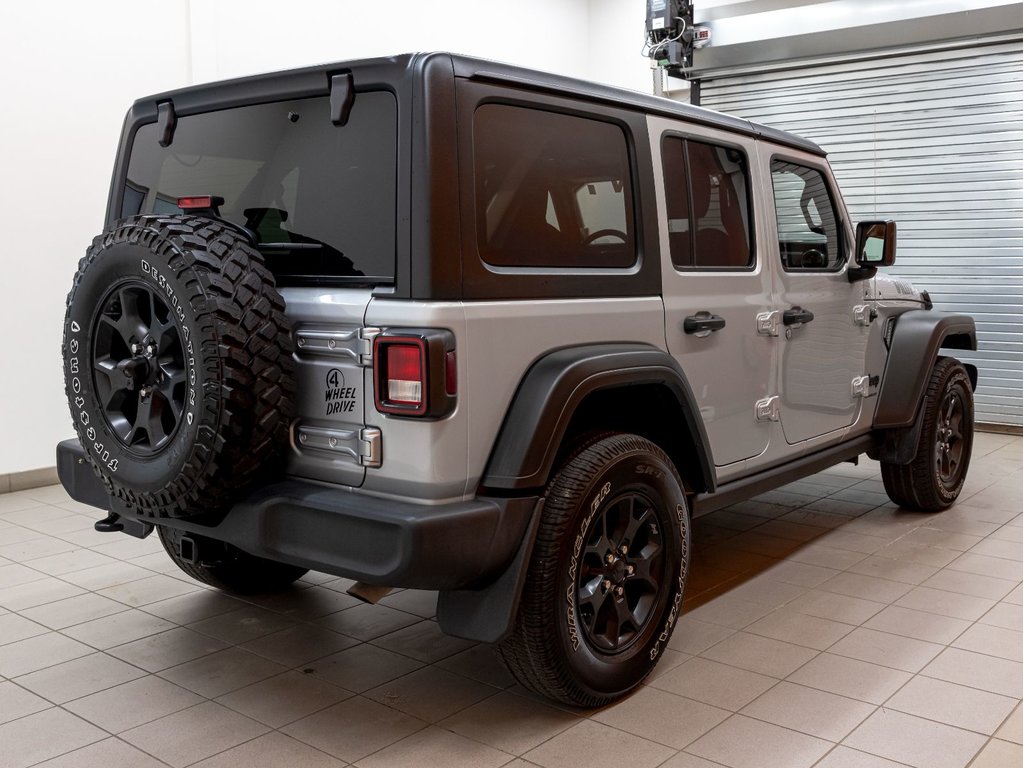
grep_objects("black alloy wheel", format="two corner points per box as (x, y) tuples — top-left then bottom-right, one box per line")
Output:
(575, 491), (665, 654)
(935, 386), (967, 493)
(499, 433), (690, 707)
(92, 282), (187, 455)
(881, 356), (974, 512)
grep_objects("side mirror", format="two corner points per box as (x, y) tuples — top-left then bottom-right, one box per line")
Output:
(855, 220), (896, 267)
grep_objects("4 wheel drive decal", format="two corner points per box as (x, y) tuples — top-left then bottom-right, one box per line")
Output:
(325, 368), (357, 416)
(566, 481), (612, 652)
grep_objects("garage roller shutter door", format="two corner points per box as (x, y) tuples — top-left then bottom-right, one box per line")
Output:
(700, 40), (1023, 427)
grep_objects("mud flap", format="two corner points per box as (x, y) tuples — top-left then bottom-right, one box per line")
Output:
(436, 498), (543, 643)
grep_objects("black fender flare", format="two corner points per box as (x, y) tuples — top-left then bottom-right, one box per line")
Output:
(874, 310), (978, 430)
(480, 343), (715, 493)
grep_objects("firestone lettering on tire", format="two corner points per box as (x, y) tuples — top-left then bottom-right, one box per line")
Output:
(66, 318), (118, 473)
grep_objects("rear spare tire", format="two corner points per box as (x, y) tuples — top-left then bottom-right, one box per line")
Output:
(62, 215), (294, 520)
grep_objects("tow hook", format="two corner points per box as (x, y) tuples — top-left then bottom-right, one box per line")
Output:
(93, 512), (153, 539)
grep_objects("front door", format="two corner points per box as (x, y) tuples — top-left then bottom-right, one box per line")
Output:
(766, 154), (870, 444)
(652, 119), (777, 468)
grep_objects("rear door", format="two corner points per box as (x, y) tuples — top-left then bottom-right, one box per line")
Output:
(652, 118), (778, 470)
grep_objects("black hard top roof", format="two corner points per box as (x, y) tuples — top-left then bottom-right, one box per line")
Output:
(445, 53), (824, 157)
(134, 52), (824, 157)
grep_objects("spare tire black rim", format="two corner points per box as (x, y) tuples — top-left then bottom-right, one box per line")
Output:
(91, 280), (188, 456)
(576, 490), (666, 654)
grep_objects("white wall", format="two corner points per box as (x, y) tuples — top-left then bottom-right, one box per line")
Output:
(0, 3), (191, 475)
(188, 0), (592, 83)
(587, 0), (660, 93)
(0, 0), (657, 476)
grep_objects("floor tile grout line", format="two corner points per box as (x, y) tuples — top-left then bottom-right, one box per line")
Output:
(878, 670), (1022, 739)
(742, 681), (883, 745)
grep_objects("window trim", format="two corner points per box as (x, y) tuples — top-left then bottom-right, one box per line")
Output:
(769, 153), (848, 274)
(660, 131), (758, 274)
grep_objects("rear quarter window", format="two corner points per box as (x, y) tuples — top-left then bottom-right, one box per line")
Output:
(473, 103), (636, 269)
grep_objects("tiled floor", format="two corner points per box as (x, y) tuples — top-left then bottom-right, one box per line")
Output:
(2, 433), (1023, 768)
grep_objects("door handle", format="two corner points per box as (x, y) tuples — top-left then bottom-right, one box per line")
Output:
(683, 312), (726, 337)
(782, 306), (815, 326)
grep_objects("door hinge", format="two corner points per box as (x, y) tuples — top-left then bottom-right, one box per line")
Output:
(850, 375), (877, 398)
(756, 310), (781, 337)
(359, 427), (382, 468)
(755, 396), (780, 422)
(853, 305), (877, 327)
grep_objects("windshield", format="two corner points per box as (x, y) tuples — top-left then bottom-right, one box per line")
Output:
(121, 91), (397, 283)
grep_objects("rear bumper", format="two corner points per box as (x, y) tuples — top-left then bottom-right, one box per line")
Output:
(56, 438), (537, 591)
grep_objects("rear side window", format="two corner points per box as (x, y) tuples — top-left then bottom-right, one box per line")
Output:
(661, 136), (753, 269)
(771, 160), (843, 271)
(122, 92), (398, 283)
(473, 104), (636, 268)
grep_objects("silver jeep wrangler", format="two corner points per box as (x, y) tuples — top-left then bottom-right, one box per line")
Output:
(58, 53), (978, 706)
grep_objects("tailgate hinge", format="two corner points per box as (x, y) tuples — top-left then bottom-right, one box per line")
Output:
(359, 427), (382, 468)
(358, 327), (381, 366)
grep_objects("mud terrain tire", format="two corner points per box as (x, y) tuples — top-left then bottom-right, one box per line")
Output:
(62, 215), (294, 520)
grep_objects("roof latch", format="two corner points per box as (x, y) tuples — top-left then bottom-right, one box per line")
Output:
(157, 101), (177, 147)
(329, 73), (355, 126)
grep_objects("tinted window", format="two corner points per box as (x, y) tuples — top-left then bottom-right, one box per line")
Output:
(661, 137), (692, 268)
(771, 160), (843, 271)
(122, 92), (397, 282)
(473, 104), (635, 268)
(661, 137), (752, 269)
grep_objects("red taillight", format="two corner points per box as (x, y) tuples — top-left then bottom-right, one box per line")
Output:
(373, 331), (456, 419)
(386, 344), (423, 405)
(375, 336), (427, 416)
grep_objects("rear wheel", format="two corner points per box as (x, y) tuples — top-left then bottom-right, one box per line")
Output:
(882, 357), (974, 512)
(158, 527), (307, 594)
(498, 434), (689, 706)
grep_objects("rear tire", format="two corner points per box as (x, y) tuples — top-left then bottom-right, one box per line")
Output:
(881, 357), (974, 512)
(498, 434), (689, 706)
(158, 527), (307, 594)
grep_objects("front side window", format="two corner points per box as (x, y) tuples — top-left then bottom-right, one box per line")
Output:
(661, 136), (753, 269)
(473, 104), (636, 268)
(771, 160), (843, 271)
